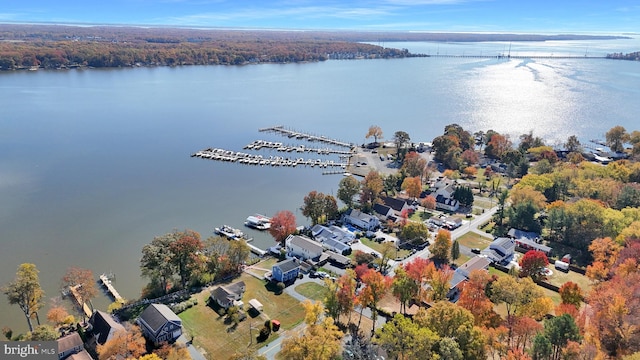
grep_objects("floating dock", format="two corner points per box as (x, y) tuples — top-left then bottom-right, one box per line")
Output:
(191, 148), (348, 168)
(244, 140), (353, 155)
(99, 273), (124, 303)
(258, 125), (353, 149)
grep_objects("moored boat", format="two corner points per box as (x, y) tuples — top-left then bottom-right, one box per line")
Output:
(244, 214), (271, 230)
(215, 225), (246, 239)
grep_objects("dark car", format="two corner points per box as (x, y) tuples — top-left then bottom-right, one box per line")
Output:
(471, 248), (481, 254)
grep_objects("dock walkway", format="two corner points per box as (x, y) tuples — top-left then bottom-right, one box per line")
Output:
(191, 148), (348, 168)
(244, 140), (352, 155)
(68, 285), (92, 318)
(258, 125), (353, 149)
(99, 274), (124, 303)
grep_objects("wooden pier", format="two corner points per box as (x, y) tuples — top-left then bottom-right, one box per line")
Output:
(68, 285), (92, 318)
(258, 125), (353, 149)
(99, 274), (124, 303)
(191, 148), (348, 168)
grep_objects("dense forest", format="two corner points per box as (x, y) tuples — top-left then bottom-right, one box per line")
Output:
(0, 24), (634, 70)
(607, 51), (640, 61)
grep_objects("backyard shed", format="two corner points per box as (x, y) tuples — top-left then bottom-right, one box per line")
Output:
(249, 298), (264, 312)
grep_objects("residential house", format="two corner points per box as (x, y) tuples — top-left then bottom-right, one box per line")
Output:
(137, 303), (183, 346)
(311, 224), (354, 244)
(508, 228), (552, 255)
(448, 256), (491, 300)
(326, 251), (352, 268)
(57, 332), (87, 360)
(67, 351), (94, 360)
(320, 237), (351, 255)
(285, 235), (323, 260)
(481, 237), (516, 264)
(343, 208), (380, 231)
(444, 216), (463, 230)
(373, 203), (395, 221)
(435, 194), (460, 212)
(210, 281), (246, 309)
(88, 310), (125, 346)
(380, 196), (413, 216)
(272, 258), (300, 282)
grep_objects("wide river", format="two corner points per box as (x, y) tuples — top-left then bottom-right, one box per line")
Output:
(1, 38), (639, 332)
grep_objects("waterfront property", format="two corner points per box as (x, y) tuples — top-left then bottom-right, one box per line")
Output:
(57, 332), (92, 360)
(285, 235), (324, 261)
(271, 258), (300, 283)
(88, 310), (125, 347)
(210, 281), (247, 309)
(137, 304), (183, 346)
(342, 208), (381, 231)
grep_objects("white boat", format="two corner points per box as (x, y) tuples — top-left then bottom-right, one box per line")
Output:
(215, 225), (246, 239)
(244, 214), (271, 230)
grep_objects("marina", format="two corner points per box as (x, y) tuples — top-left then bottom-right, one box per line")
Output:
(191, 148), (348, 168)
(258, 125), (354, 149)
(243, 140), (353, 155)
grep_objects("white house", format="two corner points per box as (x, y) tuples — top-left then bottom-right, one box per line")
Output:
(343, 209), (380, 231)
(286, 235), (324, 260)
(436, 195), (460, 212)
(210, 281), (246, 309)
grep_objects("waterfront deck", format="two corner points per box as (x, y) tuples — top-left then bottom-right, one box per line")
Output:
(68, 285), (92, 318)
(99, 273), (124, 303)
(258, 125), (353, 149)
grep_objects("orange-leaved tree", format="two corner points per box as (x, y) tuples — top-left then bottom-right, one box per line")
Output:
(268, 210), (297, 246)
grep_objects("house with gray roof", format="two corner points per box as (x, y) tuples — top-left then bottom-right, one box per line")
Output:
(343, 208), (380, 231)
(210, 281), (246, 309)
(57, 332), (88, 360)
(448, 257), (491, 300)
(508, 228), (552, 254)
(137, 303), (183, 345)
(88, 310), (125, 346)
(272, 258), (300, 282)
(481, 237), (516, 264)
(373, 203), (394, 220)
(285, 235), (323, 260)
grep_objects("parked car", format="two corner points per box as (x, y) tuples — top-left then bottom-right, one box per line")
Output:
(471, 248), (481, 254)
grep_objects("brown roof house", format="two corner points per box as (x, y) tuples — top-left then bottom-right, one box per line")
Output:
(210, 281), (246, 309)
(137, 303), (183, 345)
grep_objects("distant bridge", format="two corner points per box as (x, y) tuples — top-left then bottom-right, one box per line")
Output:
(425, 54), (607, 59)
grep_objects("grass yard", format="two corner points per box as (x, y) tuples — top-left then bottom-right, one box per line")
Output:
(456, 232), (493, 250)
(359, 237), (412, 259)
(473, 196), (496, 209)
(544, 269), (593, 296)
(179, 273), (306, 360)
(453, 253), (472, 266)
(295, 282), (328, 302)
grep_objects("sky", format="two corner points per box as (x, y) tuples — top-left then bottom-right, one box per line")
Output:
(1, 0), (639, 34)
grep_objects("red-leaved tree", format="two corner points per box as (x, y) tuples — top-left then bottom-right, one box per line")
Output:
(519, 250), (549, 281)
(268, 210), (297, 246)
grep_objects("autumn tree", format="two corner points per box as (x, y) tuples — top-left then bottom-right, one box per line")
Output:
(401, 176), (422, 199)
(268, 210), (297, 246)
(374, 313), (439, 360)
(606, 125), (629, 153)
(431, 229), (452, 263)
(279, 300), (343, 360)
(398, 221), (429, 247)
(62, 267), (98, 312)
(586, 236), (622, 282)
(519, 250), (549, 281)
(394, 130), (411, 160)
(169, 229), (204, 288)
(421, 195), (436, 212)
(402, 151), (428, 180)
(359, 269), (391, 333)
(97, 325), (146, 360)
(392, 267), (419, 315)
(140, 235), (176, 295)
(512, 316), (543, 353)
(2, 263), (44, 332)
(46, 306), (71, 327)
(490, 276), (548, 340)
(27, 324), (58, 341)
(360, 171), (384, 210)
(558, 282), (583, 308)
(485, 133), (512, 160)
(365, 125), (383, 145)
(457, 270), (496, 327)
(415, 302), (487, 360)
(337, 175), (361, 208)
(302, 191), (331, 225)
(335, 269), (357, 325)
(154, 342), (192, 360)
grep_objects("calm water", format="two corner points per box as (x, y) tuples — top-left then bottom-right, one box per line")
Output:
(1, 39), (639, 332)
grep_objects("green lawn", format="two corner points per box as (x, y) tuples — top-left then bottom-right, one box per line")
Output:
(544, 268), (593, 296)
(473, 196), (496, 209)
(294, 282), (328, 302)
(179, 273), (306, 360)
(453, 254), (471, 266)
(456, 232), (493, 250)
